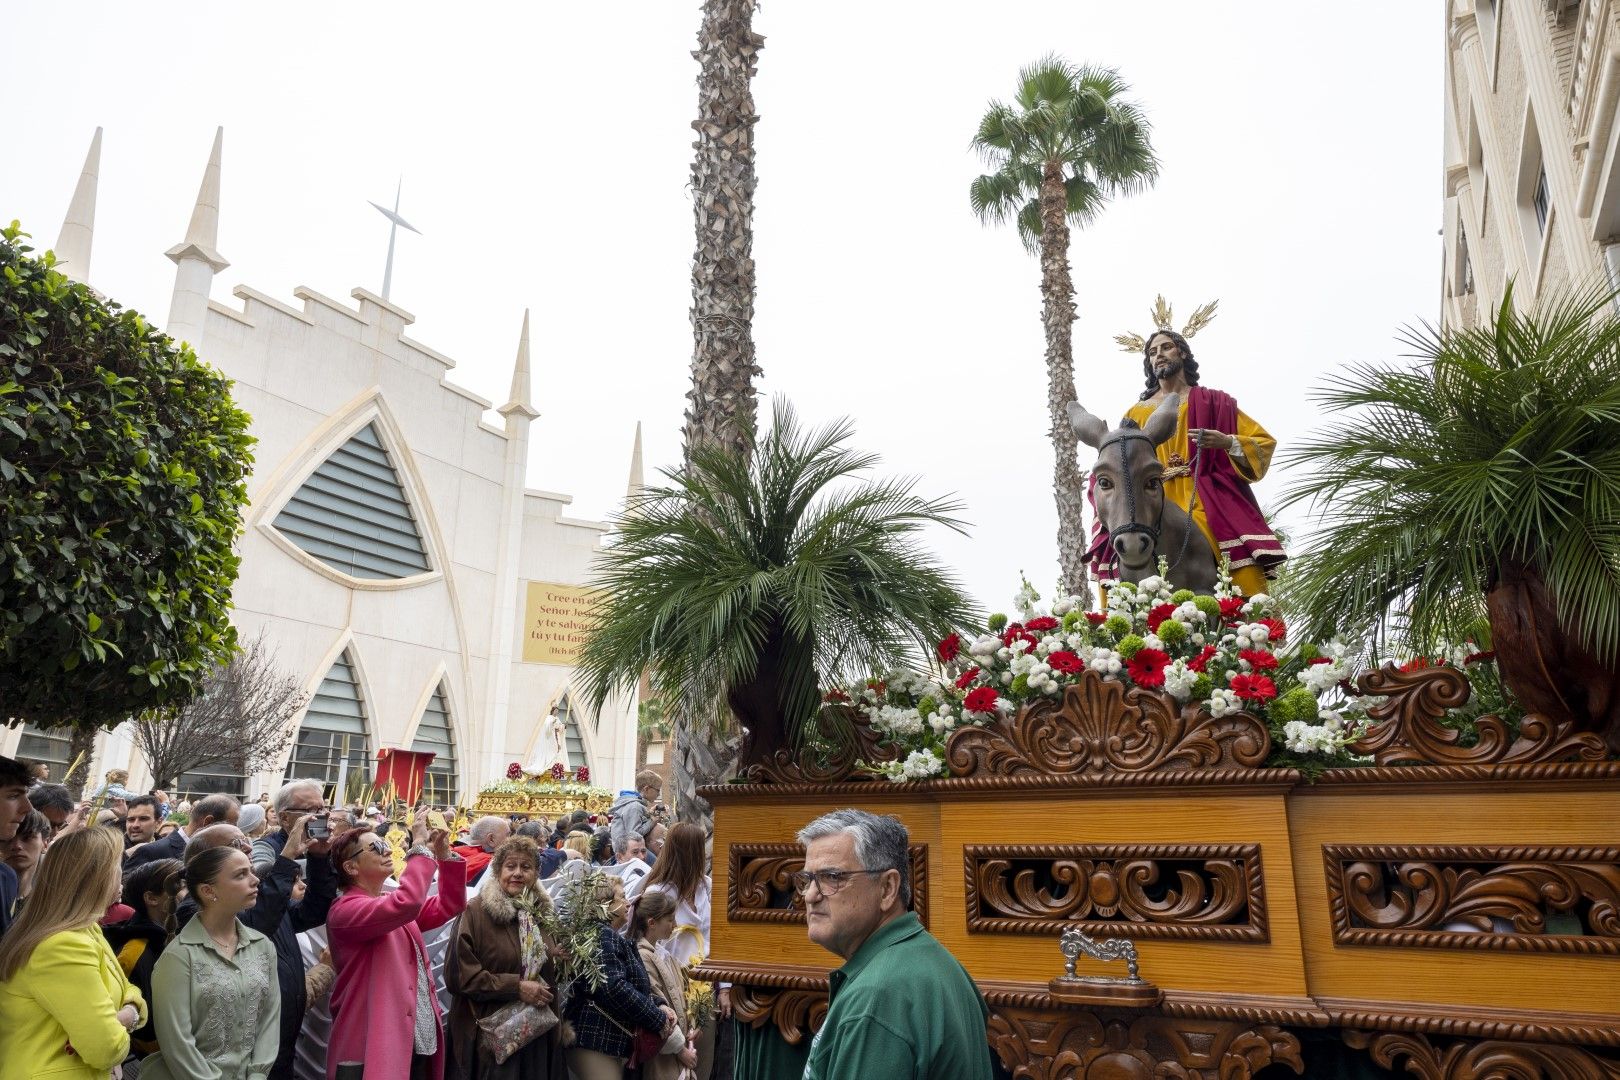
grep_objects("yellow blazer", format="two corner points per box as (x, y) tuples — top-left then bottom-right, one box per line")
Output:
(0, 926), (147, 1080)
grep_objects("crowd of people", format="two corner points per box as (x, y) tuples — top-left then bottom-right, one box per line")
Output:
(0, 760), (738, 1080)
(2, 753), (994, 1080)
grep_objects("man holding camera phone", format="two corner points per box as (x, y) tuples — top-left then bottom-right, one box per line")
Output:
(248, 779), (340, 1080)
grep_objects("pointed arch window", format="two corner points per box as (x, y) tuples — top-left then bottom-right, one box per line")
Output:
(284, 652), (371, 798)
(555, 694), (587, 770)
(272, 423), (431, 580)
(411, 685), (458, 806)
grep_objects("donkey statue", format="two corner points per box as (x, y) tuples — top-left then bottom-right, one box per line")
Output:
(1067, 393), (1220, 595)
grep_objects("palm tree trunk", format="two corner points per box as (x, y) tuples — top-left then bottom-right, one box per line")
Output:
(675, 0), (765, 830)
(64, 726), (98, 800)
(1038, 161), (1091, 606)
(684, 0), (764, 459)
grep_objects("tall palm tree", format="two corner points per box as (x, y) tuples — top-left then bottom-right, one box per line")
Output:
(1278, 285), (1620, 752)
(579, 402), (975, 777)
(668, 0), (767, 829)
(970, 57), (1159, 603)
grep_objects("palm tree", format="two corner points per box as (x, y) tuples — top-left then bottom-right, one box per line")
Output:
(1278, 285), (1620, 752)
(668, 0), (766, 828)
(970, 57), (1159, 604)
(579, 402), (976, 776)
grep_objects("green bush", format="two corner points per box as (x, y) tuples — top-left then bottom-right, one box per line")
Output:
(0, 224), (254, 731)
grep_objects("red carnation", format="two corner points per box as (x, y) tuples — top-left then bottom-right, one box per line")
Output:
(1085, 612), (1107, 626)
(1259, 617), (1287, 644)
(1465, 650), (1496, 665)
(1146, 603), (1176, 633)
(1219, 596), (1246, 621)
(1187, 645), (1218, 673)
(999, 622), (1023, 645)
(1047, 650), (1085, 675)
(1306, 656), (1332, 666)
(506, 762), (523, 780)
(1025, 616), (1060, 632)
(1399, 656), (1435, 673)
(954, 667), (981, 690)
(936, 633), (962, 662)
(1238, 648), (1278, 671)
(824, 687), (850, 703)
(550, 762), (566, 780)
(1229, 673), (1278, 703)
(1126, 647), (1171, 688)
(964, 687), (1000, 715)
(575, 766), (590, 784)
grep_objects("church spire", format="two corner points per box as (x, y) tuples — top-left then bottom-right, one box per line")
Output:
(164, 128), (228, 352)
(498, 309), (539, 421)
(54, 127), (102, 284)
(625, 422), (644, 500)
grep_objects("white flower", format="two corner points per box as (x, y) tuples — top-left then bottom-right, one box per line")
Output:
(1192, 632), (1207, 646)
(969, 635), (1001, 659)
(1139, 575), (1165, 594)
(1208, 688), (1240, 718)
(1053, 596), (1076, 617)
(1000, 671), (1013, 685)
(1011, 652), (1038, 676)
(1301, 659), (1347, 694)
(871, 705), (923, 738)
(1143, 634), (1164, 651)
(1163, 659), (1198, 702)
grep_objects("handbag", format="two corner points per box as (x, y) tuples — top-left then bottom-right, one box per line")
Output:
(626, 1025), (665, 1068)
(477, 1000), (560, 1065)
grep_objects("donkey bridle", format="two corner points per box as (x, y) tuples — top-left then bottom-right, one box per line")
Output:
(1097, 429), (1202, 576)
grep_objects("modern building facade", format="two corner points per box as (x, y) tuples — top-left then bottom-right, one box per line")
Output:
(2, 128), (641, 803)
(1442, 0), (1620, 326)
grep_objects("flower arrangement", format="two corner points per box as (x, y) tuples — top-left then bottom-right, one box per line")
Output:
(840, 560), (1383, 782)
(507, 761), (524, 780)
(685, 955), (717, 1029)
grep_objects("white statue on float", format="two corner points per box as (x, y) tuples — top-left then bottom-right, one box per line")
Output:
(524, 704), (568, 775)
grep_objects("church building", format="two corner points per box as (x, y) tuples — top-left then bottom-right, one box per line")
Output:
(2, 128), (642, 803)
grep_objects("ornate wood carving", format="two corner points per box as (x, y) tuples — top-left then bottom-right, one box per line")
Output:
(1350, 664), (1607, 767)
(946, 669), (1270, 778)
(965, 843), (1268, 942)
(742, 702), (901, 783)
(988, 1008), (1303, 1080)
(1323, 844), (1620, 954)
(1343, 1029), (1620, 1079)
(727, 842), (929, 926)
(731, 983), (829, 1046)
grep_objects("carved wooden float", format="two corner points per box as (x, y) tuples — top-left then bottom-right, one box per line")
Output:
(697, 666), (1620, 1079)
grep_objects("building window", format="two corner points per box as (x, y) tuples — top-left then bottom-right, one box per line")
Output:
(15, 724), (73, 782)
(1534, 166), (1550, 235)
(1459, 221), (1475, 294)
(555, 694), (587, 770)
(411, 685), (458, 807)
(174, 760), (248, 801)
(272, 422), (431, 580)
(284, 652), (371, 801)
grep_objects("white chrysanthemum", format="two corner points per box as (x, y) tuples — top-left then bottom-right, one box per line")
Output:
(1208, 688), (1240, 718)
(1301, 659), (1347, 695)
(1163, 659), (1197, 702)
(969, 634), (1001, 659)
(1000, 671), (1013, 685)
(1174, 601), (1205, 624)
(1143, 633), (1164, 651)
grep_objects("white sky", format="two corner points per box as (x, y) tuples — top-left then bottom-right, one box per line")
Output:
(5, 2), (1441, 615)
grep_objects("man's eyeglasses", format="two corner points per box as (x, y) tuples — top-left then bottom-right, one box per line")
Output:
(790, 868), (887, 896)
(229, 836), (253, 853)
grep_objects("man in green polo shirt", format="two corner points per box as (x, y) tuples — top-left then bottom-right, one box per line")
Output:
(796, 808), (994, 1080)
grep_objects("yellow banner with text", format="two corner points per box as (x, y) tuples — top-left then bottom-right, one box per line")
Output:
(521, 581), (599, 664)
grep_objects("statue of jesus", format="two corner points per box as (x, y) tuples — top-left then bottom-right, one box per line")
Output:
(1088, 304), (1285, 600)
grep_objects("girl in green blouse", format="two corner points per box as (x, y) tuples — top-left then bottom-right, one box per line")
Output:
(141, 846), (282, 1080)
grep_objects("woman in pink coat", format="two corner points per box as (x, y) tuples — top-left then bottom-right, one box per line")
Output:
(325, 812), (467, 1080)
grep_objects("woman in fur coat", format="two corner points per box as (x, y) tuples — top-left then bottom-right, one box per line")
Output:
(446, 835), (566, 1080)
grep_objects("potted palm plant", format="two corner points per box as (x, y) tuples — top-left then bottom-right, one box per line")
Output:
(1279, 285), (1620, 752)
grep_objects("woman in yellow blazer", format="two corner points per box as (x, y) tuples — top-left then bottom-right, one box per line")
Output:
(0, 826), (146, 1080)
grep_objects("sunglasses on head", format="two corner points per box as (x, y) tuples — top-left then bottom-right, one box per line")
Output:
(343, 835), (391, 862)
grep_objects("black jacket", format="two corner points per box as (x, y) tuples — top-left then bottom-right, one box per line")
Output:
(102, 913), (170, 1054)
(124, 828), (187, 870)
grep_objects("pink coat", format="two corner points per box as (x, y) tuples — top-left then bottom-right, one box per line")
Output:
(326, 855), (468, 1080)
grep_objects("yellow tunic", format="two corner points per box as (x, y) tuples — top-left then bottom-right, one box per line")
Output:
(1123, 397), (1276, 600)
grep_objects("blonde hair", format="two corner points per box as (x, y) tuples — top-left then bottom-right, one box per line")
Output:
(562, 832), (592, 859)
(0, 826), (122, 980)
(105, 769), (130, 785)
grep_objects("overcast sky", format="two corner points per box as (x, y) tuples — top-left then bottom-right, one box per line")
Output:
(6, 2), (1441, 615)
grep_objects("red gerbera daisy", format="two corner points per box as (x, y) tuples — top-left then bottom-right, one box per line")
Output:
(1238, 648), (1278, 671)
(1218, 596), (1246, 621)
(1025, 616), (1060, 632)
(954, 667), (981, 690)
(936, 633), (962, 663)
(1187, 645), (1218, 673)
(964, 686), (1000, 715)
(1259, 617), (1287, 644)
(1146, 603), (1176, 633)
(1229, 673), (1278, 703)
(1126, 647), (1171, 688)
(1047, 650), (1084, 675)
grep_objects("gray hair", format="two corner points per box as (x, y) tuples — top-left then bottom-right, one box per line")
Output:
(272, 780), (323, 814)
(468, 816), (509, 850)
(796, 809), (911, 908)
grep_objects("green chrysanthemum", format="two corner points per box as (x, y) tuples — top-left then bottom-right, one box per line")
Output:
(1193, 595), (1222, 620)
(1191, 673), (1213, 698)
(1010, 674), (1030, 697)
(1116, 634), (1145, 660)
(988, 613), (1008, 632)
(1170, 589), (1195, 605)
(916, 695), (939, 717)
(1268, 685), (1319, 724)
(1156, 620), (1188, 645)
(1062, 611), (1083, 632)
(1103, 614), (1131, 638)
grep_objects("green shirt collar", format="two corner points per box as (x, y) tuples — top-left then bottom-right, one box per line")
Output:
(831, 910), (923, 989)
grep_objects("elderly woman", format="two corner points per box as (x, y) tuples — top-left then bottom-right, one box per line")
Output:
(562, 872), (673, 1080)
(325, 809), (467, 1080)
(447, 836), (565, 1079)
